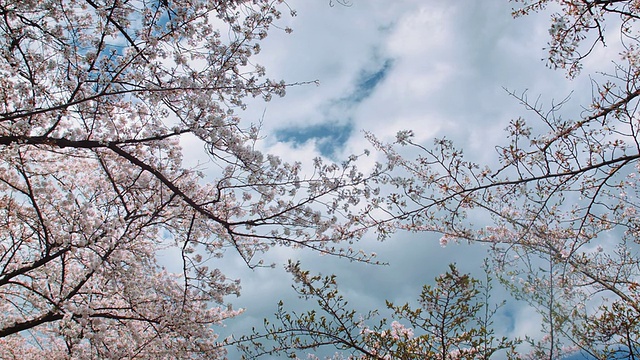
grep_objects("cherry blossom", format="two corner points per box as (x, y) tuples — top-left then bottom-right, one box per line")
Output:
(0, 0), (386, 358)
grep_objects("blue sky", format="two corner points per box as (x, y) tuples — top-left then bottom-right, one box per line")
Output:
(178, 0), (614, 358)
(274, 58), (393, 157)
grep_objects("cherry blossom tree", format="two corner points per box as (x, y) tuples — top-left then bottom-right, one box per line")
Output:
(362, 0), (640, 358)
(234, 262), (517, 359)
(0, 0), (385, 358)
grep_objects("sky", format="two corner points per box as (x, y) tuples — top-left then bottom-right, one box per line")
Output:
(180, 0), (613, 358)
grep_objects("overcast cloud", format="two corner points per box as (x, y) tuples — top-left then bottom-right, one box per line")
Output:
(181, 1), (612, 358)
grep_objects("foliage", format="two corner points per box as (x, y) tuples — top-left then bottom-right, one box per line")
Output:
(0, 0), (385, 358)
(235, 261), (518, 359)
